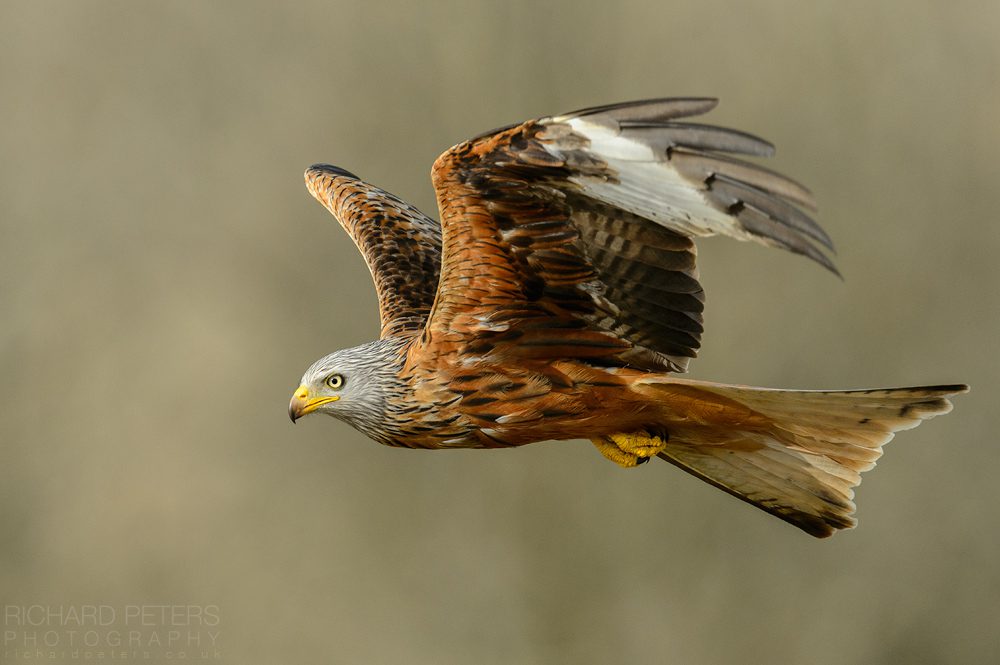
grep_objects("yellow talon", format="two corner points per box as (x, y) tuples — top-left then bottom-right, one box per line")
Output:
(591, 436), (642, 467)
(608, 432), (668, 458)
(591, 431), (668, 468)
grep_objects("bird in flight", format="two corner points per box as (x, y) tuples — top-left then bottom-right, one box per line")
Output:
(288, 98), (966, 537)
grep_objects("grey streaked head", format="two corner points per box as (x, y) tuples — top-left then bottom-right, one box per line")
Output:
(288, 338), (407, 443)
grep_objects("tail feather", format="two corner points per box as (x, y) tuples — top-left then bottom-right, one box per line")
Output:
(647, 380), (968, 537)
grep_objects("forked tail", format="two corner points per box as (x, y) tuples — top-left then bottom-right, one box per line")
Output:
(640, 379), (968, 537)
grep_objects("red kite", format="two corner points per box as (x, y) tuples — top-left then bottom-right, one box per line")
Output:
(289, 98), (966, 537)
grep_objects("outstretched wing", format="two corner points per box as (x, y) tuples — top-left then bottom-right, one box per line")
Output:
(423, 98), (833, 371)
(305, 164), (442, 339)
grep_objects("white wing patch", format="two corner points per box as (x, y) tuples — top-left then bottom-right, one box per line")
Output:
(536, 100), (838, 275)
(553, 118), (761, 241)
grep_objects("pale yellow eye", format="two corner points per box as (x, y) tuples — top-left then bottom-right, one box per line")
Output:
(326, 374), (344, 390)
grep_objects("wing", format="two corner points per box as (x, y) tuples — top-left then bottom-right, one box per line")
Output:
(305, 164), (442, 339)
(422, 98), (834, 371)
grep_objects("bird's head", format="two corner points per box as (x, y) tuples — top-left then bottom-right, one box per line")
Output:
(288, 352), (351, 423)
(288, 340), (405, 432)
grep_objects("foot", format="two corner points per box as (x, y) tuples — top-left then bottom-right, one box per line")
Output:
(591, 431), (668, 468)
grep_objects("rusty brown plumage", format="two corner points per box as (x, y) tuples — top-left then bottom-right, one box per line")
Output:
(292, 98), (967, 538)
(305, 164), (441, 338)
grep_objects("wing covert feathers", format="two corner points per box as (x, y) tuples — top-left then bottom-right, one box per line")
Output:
(647, 380), (969, 537)
(424, 97), (836, 373)
(305, 164), (442, 339)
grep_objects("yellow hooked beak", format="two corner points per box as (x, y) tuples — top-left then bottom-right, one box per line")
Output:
(288, 384), (339, 423)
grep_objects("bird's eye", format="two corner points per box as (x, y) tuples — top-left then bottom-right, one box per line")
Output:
(326, 374), (345, 390)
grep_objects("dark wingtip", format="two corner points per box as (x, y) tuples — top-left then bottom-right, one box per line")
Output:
(562, 97), (720, 123)
(306, 163), (359, 180)
(926, 383), (970, 395)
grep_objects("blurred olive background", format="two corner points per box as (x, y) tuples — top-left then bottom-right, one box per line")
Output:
(2, 1), (998, 663)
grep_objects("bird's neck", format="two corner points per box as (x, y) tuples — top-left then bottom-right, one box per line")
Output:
(340, 336), (412, 446)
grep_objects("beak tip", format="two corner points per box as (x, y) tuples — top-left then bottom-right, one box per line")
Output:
(289, 384), (309, 424)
